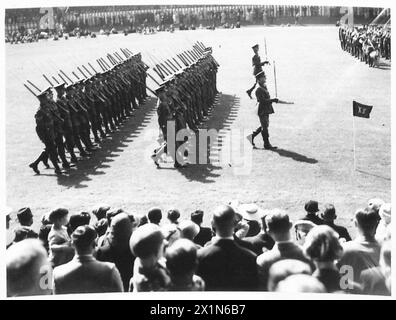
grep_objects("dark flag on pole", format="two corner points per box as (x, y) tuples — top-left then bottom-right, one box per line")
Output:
(353, 101), (373, 118)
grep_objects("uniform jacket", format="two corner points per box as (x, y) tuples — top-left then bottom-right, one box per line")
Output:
(255, 84), (274, 116)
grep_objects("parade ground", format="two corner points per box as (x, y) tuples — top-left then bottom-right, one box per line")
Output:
(5, 25), (391, 237)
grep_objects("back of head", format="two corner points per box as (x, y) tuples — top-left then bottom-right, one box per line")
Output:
(48, 207), (68, 224)
(129, 223), (164, 259)
(212, 205), (236, 237)
(17, 207), (33, 226)
(147, 207), (162, 225)
(275, 274), (326, 293)
(71, 225), (97, 253)
(355, 207), (381, 235)
(179, 220), (200, 241)
(165, 239), (197, 276)
(321, 203), (336, 222)
(268, 259), (312, 291)
(7, 239), (50, 297)
(167, 209), (181, 224)
(303, 225), (343, 262)
(110, 213), (133, 249)
(191, 210), (204, 225)
(266, 209), (291, 235)
(68, 211), (91, 234)
(92, 204), (110, 220)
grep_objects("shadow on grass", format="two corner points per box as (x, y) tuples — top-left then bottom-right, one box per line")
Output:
(270, 147), (318, 164)
(54, 97), (157, 189)
(175, 93), (240, 183)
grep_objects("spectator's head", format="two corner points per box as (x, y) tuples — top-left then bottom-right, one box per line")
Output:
(94, 218), (108, 237)
(265, 209), (292, 241)
(238, 203), (263, 222)
(191, 210), (204, 226)
(109, 213), (133, 250)
(68, 211), (91, 234)
(211, 205), (236, 238)
(138, 215), (148, 227)
(92, 204), (110, 221)
(13, 226), (37, 243)
(354, 207), (381, 238)
(275, 274), (326, 293)
(71, 225), (98, 255)
(48, 208), (69, 227)
(179, 220), (200, 241)
(304, 225), (343, 263)
(166, 239), (198, 280)
(293, 220), (316, 245)
(267, 259), (312, 291)
(16, 207), (33, 226)
(147, 207), (162, 225)
(106, 207), (123, 225)
(167, 209), (181, 224)
(379, 203), (391, 225)
(304, 200), (319, 214)
(7, 239), (51, 296)
(368, 198), (385, 212)
(321, 203), (337, 222)
(40, 213), (51, 226)
(130, 224), (165, 262)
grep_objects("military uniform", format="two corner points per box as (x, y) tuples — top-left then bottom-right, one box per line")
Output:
(250, 71), (278, 149)
(246, 44), (269, 99)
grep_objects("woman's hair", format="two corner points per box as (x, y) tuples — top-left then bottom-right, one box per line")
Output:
(303, 225), (343, 262)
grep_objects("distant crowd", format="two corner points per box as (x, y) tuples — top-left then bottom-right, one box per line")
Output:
(339, 24), (391, 67)
(5, 5), (359, 44)
(5, 198), (391, 296)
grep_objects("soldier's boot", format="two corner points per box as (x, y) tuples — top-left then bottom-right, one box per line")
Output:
(75, 137), (90, 157)
(41, 152), (50, 168)
(99, 127), (106, 139)
(49, 154), (63, 174)
(29, 151), (47, 174)
(59, 152), (70, 169)
(263, 136), (277, 150)
(248, 128), (261, 148)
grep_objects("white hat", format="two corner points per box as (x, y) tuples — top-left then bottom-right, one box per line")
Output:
(179, 220), (200, 240)
(238, 203), (265, 222)
(368, 198), (385, 210)
(379, 203), (391, 219)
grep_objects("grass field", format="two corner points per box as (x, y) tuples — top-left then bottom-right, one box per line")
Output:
(5, 26), (391, 241)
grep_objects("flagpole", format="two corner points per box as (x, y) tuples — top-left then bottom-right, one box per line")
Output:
(352, 114), (357, 171)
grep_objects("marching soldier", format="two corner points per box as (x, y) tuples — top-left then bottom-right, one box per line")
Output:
(246, 44), (270, 99)
(29, 88), (64, 175)
(248, 71), (279, 150)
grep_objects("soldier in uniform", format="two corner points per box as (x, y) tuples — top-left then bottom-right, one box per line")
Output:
(29, 88), (64, 175)
(248, 71), (279, 150)
(246, 44), (270, 99)
(54, 83), (79, 163)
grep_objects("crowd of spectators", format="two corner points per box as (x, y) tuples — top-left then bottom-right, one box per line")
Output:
(6, 5), (372, 44)
(339, 24), (391, 67)
(4, 198), (391, 296)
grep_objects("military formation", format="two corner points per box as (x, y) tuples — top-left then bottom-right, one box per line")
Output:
(151, 44), (220, 168)
(26, 50), (149, 175)
(339, 24), (391, 67)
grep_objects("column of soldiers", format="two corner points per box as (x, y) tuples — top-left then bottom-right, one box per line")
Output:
(29, 54), (149, 175)
(152, 49), (219, 168)
(339, 25), (391, 67)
